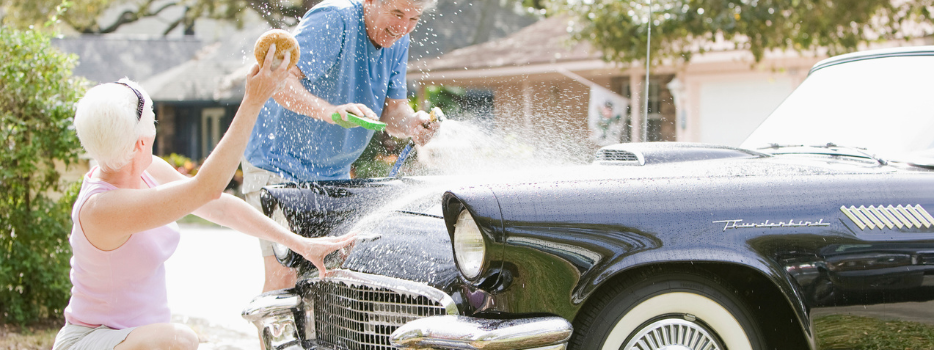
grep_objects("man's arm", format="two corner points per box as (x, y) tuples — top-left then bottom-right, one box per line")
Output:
(272, 66), (380, 123)
(382, 98), (439, 146)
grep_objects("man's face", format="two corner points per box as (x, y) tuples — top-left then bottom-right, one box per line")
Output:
(363, 0), (424, 49)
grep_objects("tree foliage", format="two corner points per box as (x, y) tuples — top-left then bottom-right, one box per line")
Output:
(549, 0), (934, 65)
(0, 27), (86, 324)
(0, 0), (324, 35)
(2, 0), (544, 36)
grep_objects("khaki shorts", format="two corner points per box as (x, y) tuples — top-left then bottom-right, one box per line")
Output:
(52, 323), (135, 350)
(241, 158), (290, 257)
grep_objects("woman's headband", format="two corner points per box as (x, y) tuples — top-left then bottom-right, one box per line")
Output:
(112, 81), (144, 121)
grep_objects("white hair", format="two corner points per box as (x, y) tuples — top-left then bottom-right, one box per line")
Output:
(74, 78), (156, 172)
(378, 0), (437, 10)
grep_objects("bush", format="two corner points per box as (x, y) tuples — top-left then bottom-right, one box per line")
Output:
(0, 27), (87, 325)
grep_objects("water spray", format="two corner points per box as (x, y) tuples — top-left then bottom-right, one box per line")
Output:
(388, 107), (445, 177)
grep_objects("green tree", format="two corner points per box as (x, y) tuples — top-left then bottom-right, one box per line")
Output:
(2, 0), (541, 36)
(0, 27), (87, 324)
(0, 0), (324, 35)
(549, 0), (934, 65)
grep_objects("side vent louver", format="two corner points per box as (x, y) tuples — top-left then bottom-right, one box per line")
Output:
(841, 205), (934, 230)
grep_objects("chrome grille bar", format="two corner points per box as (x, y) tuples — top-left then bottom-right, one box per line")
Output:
(304, 270), (457, 350)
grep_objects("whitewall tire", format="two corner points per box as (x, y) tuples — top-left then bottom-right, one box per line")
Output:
(570, 268), (765, 350)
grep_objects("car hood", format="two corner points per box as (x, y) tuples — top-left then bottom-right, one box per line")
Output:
(281, 144), (927, 290)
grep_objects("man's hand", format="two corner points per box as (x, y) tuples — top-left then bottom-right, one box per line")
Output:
(326, 103), (379, 125)
(409, 110), (440, 146)
(382, 99), (440, 144)
(290, 232), (357, 277)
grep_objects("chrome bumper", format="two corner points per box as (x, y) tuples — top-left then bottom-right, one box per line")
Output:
(243, 270), (573, 350)
(390, 315), (573, 350)
(242, 290), (303, 350)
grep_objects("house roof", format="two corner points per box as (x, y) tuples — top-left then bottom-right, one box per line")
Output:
(52, 36), (205, 84)
(407, 0), (540, 62)
(140, 25), (271, 102)
(410, 15), (597, 73)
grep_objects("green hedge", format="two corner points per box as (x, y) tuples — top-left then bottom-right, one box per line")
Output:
(0, 28), (87, 324)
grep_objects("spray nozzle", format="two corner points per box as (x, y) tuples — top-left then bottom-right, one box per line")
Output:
(429, 107), (446, 123)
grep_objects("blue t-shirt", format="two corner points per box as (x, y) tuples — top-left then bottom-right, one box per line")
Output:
(244, 0), (409, 181)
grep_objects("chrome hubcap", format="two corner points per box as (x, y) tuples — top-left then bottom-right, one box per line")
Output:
(622, 317), (723, 350)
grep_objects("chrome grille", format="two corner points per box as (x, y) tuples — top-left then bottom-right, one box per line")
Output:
(597, 149), (640, 162)
(306, 271), (455, 350)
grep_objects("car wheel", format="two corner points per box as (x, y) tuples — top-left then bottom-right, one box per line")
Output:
(570, 267), (766, 350)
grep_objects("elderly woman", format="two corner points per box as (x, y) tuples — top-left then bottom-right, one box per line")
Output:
(53, 48), (354, 350)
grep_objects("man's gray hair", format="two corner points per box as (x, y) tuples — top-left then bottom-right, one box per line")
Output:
(378, 0), (437, 10)
(74, 78), (157, 171)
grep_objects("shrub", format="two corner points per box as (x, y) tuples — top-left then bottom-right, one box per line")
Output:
(0, 27), (87, 325)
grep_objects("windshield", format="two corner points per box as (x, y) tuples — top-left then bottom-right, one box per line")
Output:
(740, 54), (934, 160)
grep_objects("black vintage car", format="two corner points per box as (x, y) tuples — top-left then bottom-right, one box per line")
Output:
(243, 46), (934, 350)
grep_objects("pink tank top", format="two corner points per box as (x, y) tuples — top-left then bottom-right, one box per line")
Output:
(63, 168), (181, 329)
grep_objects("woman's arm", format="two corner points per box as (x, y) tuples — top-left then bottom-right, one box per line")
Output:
(191, 192), (356, 275)
(80, 48), (291, 249)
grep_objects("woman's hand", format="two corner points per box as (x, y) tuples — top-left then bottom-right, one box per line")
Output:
(244, 44), (292, 104)
(290, 232), (357, 276)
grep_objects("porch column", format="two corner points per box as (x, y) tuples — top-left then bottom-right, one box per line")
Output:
(668, 71), (687, 142)
(156, 102), (176, 156)
(522, 79), (533, 128)
(417, 83), (427, 110)
(629, 71), (643, 142)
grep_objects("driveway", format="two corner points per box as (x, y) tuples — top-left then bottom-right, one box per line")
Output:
(165, 224), (264, 349)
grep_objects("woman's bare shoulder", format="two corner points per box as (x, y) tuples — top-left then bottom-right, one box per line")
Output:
(147, 156), (188, 185)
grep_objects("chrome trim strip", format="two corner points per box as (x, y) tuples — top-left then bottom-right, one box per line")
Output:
(908, 205), (932, 228)
(242, 292), (301, 322)
(840, 206), (865, 230)
(916, 205), (934, 227)
(897, 205), (922, 228)
(867, 206), (894, 229)
(842, 204), (934, 231)
(241, 291), (303, 350)
(526, 345), (567, 350)
(311, 270), (460, 316)
(888, 205), (914, 229)
(858, 206), (885, 230)
(877, 205), (903, 229)
(390, 315), (572, 350)
(851, 206), (876, 230)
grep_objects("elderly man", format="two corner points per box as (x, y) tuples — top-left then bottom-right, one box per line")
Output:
(242, 0), (440, 292)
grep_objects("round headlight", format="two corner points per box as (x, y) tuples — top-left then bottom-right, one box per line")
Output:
(271, 207), (299, 267)
(272, 242), (291, 261)
(453, 209), (485, 279)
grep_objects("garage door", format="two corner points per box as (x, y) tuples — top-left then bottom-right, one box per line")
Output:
(699, 77), (793, 147)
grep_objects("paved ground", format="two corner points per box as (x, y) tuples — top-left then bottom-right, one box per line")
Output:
(165, 224), (264, 350)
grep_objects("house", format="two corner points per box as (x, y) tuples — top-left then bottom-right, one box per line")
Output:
(51, 35), (208, 180)
(140, 25), (269, 160)
(407, 15), (933, 152)
(52, 35), (205, 84)
(147, 1), (540, 162)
